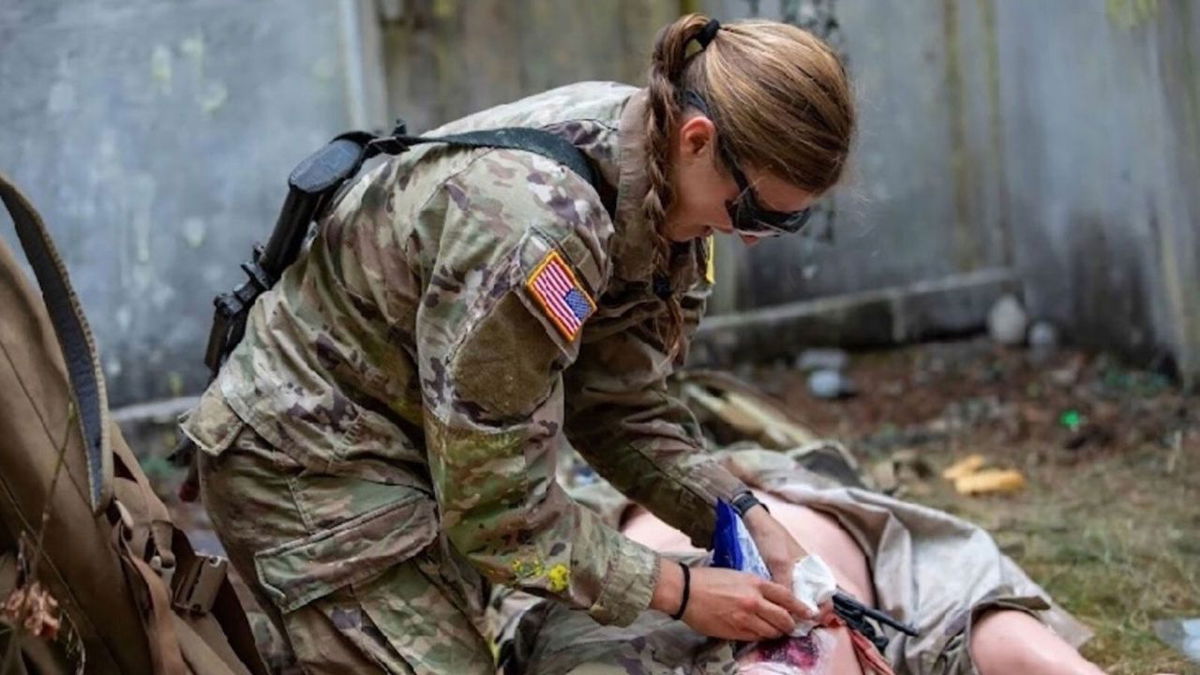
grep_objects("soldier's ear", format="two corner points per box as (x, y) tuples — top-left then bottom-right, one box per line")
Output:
(677, 115), (717, 160)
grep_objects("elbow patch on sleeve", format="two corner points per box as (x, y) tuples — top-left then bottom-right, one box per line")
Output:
(451, 293), (565, 422)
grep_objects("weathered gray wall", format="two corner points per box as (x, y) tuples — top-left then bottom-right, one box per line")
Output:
(2, 0), (1197, 406)
(702, 0), (1011, 308)
(992, 0), (1200, 378)
(0, 0), (379, 405)
(698, 0), (1199, 380)
(378, 0), (1200, 379)
(376, 0), (677, 133)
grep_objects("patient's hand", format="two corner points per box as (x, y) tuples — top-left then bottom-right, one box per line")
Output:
(743, 505), (811, 601)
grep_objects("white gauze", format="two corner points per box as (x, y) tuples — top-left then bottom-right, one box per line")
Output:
(790, 554), (838, 637)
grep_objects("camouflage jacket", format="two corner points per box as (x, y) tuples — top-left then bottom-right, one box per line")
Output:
(183, 82), (748, 627)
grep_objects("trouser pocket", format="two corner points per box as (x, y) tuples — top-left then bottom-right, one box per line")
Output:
(254, 493), (438, 614)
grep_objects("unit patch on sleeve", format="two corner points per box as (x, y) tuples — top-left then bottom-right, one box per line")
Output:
(526, 249), (596, 341)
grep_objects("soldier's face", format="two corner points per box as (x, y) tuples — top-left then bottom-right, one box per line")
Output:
(666, 114), (816, 244)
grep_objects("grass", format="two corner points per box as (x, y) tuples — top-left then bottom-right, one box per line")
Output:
(762, 341), (1200, 673)
(916, 443), (1199, 674)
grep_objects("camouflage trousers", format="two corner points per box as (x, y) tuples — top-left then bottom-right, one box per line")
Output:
(198, 425), (496, 674)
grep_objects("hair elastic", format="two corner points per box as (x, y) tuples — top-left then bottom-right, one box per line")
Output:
(671, 562), (692, 620)
(693, 18), (721, 50)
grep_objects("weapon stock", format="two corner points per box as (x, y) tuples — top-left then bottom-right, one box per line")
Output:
(203, 135), (370, 376)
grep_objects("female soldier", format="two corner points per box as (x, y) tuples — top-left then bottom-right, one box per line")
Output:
(182, 13), (855, 673)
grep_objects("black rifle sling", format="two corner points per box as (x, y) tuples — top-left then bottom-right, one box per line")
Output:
(0, 172), (112, 513)
(385, 127), (601, 191)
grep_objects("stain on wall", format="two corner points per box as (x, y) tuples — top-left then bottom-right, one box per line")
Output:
(994, 1), (1199, 379)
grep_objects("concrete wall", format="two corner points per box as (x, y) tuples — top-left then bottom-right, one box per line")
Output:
(703, 0), (1011, 306)
(377, 0), (677, 135)
(993, 0), (1200, 379)
(699, 0), (1199, 380)
(2, 0), (1196, 407)
(0, 0), (379, 405)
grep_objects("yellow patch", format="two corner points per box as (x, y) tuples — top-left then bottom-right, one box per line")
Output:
(510, 556), (545, 579)
(705, 235), (716, 285)
(525, 249), (595, 341)
(547, 563), (570, 592)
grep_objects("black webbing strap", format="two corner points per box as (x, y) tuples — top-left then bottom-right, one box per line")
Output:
(381, 126), (597, 187)
(373, 127), (601, 193)
(0, 172), (113, 513)
(203, 122), (609, 378)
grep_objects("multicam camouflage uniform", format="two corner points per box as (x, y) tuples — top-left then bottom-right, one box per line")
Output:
(181, 82), (750, 673)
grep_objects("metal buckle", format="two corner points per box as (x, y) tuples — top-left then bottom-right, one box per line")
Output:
(172, 555), (228, 615)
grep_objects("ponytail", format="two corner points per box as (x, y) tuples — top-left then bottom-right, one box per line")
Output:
(643, 13), (713, 358)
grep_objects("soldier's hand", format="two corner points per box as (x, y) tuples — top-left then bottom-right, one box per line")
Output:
(653, 562), (812, 641)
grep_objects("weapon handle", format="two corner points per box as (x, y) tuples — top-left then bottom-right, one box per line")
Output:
(258, 135), (370, 276)
(834, 592), (919, 637)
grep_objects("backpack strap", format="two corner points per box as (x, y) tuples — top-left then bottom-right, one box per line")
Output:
(0, 172), (112, 514)
(2, 171), (268, 675)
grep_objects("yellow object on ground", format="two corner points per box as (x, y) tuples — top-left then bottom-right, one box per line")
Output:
(941, 454), (987, 481)
(954, 469), (1027, 495)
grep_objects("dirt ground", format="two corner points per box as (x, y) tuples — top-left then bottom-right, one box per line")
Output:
(752, 339), (1199, 674)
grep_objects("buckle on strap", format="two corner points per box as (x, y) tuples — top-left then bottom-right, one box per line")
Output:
(172, 555), (228, 615)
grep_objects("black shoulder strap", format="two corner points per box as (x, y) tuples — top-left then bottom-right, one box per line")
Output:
(0, 172), (113, 513)
(384, 127), (601, 192)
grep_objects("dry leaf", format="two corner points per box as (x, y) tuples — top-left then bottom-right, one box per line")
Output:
(954, 469), (1026, 495)
(941, 454), (987, 481)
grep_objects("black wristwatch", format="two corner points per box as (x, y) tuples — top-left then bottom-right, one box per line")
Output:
(730, 490), (768, 517)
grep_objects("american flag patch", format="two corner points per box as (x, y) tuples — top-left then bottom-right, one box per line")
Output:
(526, 249), (595, 341)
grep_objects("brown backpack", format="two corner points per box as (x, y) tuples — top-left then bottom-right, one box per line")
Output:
(0, 173), (267, 675)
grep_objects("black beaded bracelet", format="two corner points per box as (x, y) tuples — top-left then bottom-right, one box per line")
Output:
(670, 562), (691, 621)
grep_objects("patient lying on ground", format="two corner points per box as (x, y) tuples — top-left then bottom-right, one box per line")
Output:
(623, 492), (872, 675)
(623, 490), (1101, 675)
(495, 446), (1105, 674)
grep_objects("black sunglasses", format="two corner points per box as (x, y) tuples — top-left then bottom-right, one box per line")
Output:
(683, 91), (814, 236)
